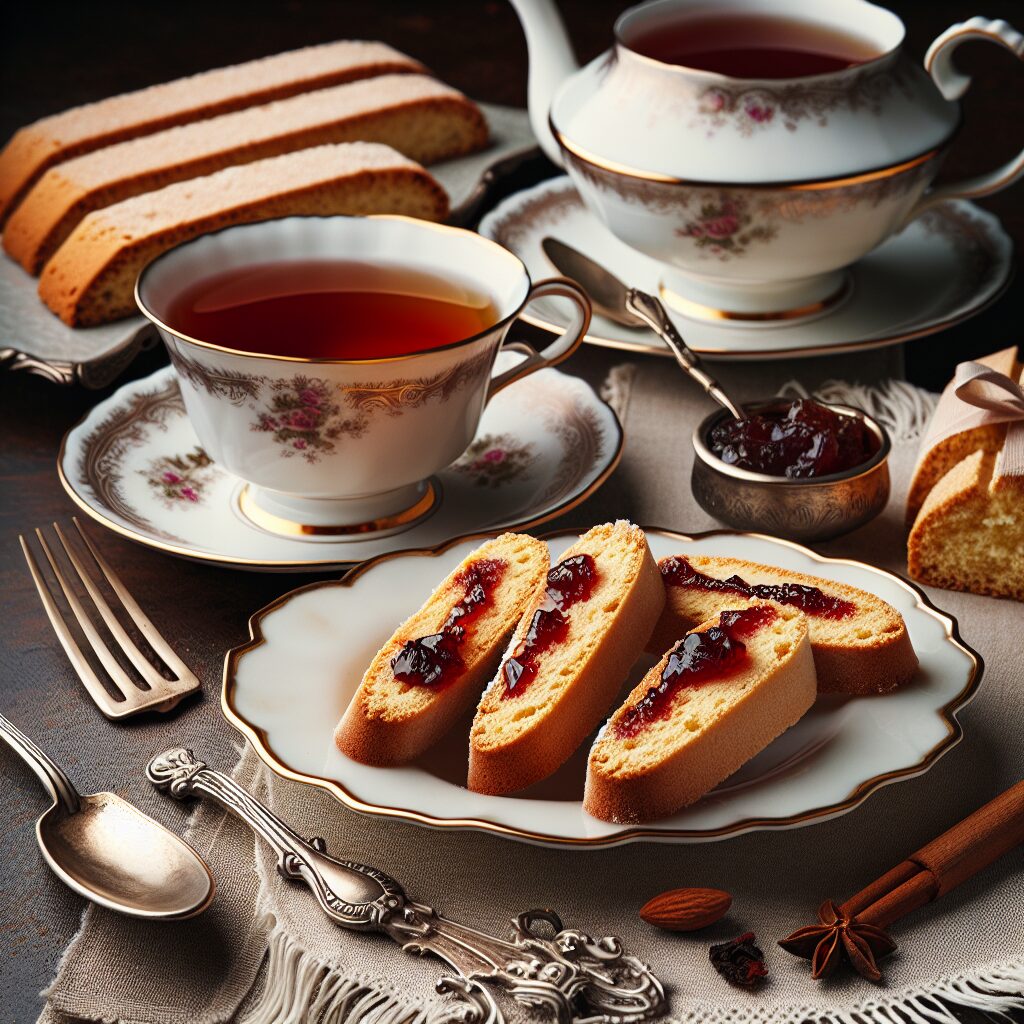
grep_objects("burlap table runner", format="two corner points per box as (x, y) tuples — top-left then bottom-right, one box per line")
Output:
(40, 354), (1024, 1024)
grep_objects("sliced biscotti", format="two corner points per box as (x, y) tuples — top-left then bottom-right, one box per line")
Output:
(0, 40), (424, 226)
(37, 142), (449, 326)
(907, 430), (1024, 601)
(335, 534), (549, 767)
(648, 555), (917, 695)
(6, 74), (487, 274)
(467, 522), (665, 796)
(585, 601), (816, 823)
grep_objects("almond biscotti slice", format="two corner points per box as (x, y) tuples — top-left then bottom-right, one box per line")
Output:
(6, 73), (487, 273)
(585, 600), (816, 823)
(335, 534), (549, 767)
(37, 142), (449, 326)
(467, 522), (665, 796)
(648, 555), (917, 695)
(0, 40), (424, 226)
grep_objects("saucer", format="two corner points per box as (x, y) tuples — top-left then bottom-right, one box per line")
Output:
(478, 176), (1014, 361)
(58, 356), (622, 570)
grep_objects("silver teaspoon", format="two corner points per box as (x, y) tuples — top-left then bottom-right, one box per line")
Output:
(542, 237), (745, 420)
(0, 713), (214, 919)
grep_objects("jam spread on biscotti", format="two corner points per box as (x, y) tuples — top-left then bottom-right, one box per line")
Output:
(661, 556), (855, 620)
(708, 398), (878, 477)
(502, 554), (597, 698)
(614, 606), (777, 738)
(391, 559), (507, 688)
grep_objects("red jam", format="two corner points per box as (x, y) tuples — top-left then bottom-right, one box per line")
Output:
(661, 556), (855, 620)
(708, 399), (878, 478)
(614, 605), (776, 738)
(391, 558), (507, 688)
(502, 554), (597, 698)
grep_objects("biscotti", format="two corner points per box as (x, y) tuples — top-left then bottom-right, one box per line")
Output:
(649, 555), (917, 695)
(7, 74), (487, 274)
(585, 601), (816, 823)
(335, 534), (549, 766)
(38, 142), (449, 326)
(0, 41), (424, 226)
(907, 431), (1024, 601)
(467, 522), (665, 796)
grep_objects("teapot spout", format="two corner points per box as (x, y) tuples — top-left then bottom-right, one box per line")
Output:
(508, 0), (578, 167)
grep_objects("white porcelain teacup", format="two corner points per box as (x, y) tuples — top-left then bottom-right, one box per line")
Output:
(136, 216), (591, 538)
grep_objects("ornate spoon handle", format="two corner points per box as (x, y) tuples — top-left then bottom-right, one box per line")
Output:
(148, 748), (665, 1024)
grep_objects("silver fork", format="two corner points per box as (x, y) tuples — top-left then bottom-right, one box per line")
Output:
(21, 519), (200, 718)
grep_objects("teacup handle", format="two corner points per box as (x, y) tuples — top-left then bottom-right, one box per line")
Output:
(486, 276), (591, 399)
(902, 17), (1024, 224)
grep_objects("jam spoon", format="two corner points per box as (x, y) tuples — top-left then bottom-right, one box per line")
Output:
(542, 237), (745, 420)
(0, 712), (214, 918)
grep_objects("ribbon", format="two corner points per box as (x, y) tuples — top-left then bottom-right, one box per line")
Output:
(953, 359), (1024, 418)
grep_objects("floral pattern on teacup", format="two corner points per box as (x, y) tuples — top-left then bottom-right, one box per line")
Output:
(453, 434), (535, 487)
(144, 447), (214, 506)
(677, 196), (777, 260)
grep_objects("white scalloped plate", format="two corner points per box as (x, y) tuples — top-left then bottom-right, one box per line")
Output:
(224, 527), (982, 847)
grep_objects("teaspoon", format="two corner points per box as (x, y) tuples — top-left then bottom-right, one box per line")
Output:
(542, 237), (745, 420)
(0, 712), (214, 919)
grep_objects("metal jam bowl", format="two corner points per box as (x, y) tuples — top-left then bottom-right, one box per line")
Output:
(691, 400), (892, 543)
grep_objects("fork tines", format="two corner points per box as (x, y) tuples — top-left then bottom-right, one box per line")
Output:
(20, 519), (201, 719)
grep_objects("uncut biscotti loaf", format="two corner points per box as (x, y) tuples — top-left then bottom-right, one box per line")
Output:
(335, 534), (549, 766)
(649, 555), (917, 695)
(585, 601), (816, 823)
(38, 142), (449, 326)
(0, 41), (424, 226)
(6, 74), (487, 273)
(467, 522), (665, 796)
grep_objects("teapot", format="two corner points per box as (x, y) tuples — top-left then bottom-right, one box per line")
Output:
(509, 0), (1024, 322)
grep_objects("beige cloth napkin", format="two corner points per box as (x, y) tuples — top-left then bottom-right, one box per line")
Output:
(41, 356), (1024, 1024)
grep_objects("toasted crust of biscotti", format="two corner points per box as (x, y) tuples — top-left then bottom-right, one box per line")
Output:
(37, 143), (449, 326)
(6, 74), (487, 274)
(467, 522), (666, 796)
(648, 555), (917, 695)
(585, 601), (816, 823)
(0, 40), (424, 226)
(335, 534), (550, 767)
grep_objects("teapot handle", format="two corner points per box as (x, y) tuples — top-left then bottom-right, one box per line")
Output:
(902, 17), (1024, 224)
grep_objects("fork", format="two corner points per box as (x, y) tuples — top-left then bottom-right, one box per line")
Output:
(21, 519), (200, 718)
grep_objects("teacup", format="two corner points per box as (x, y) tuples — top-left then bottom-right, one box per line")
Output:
(136, 216), (591, 537)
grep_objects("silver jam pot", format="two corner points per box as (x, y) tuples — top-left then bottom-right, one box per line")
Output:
(691, 401), (892, 543)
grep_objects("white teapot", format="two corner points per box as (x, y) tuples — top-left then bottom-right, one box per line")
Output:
(510, 0), (1024, 322)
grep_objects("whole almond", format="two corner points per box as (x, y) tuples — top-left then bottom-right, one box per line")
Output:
(640, 887), (732, 932)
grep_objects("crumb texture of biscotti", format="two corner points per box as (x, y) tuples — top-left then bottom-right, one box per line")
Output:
(37, 143), (449, 326)
(649, 554), (917, 695)
(0, 40), (424, 225)
(467, 521), (666, 796)
(334, 533), (549, 767)
(585, 600), (817, 823)
(907, 433), (1024, 601)
(5, 74), (487, 273)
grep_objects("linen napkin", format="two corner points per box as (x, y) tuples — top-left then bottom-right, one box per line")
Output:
(41, 356), (1024, 1024)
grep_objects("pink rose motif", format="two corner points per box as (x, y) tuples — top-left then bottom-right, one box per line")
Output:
(288, 410), (316, 431)
(483, 449), (506, 463)
(293, 438), (307, 450)
(162, 471), (182, 484)
(701, 89), (726, 113)
(704, 216), (739, 239)
(745, 103), (774, 123)
(181, 486), (199, 503)
(298, 388), (321, 407)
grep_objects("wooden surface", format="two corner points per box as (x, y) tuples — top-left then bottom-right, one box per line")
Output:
(0, 3), (1021, 1020)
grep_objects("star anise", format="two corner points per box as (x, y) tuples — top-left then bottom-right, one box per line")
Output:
(778, 901), (896, 982)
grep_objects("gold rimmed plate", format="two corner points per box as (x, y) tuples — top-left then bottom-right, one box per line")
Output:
(222, 526), (982, 847)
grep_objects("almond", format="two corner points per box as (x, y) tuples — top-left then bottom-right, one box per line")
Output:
(639, 887), (732, 932)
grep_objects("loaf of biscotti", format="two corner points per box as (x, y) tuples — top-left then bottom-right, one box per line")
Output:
(649, 555), (917, 695)
(7, 74), (487, 274)
(37, 142), (449, 326)
(585, 600), (816, 823)
(335, 534), (550, 766)
(467, 522), (665, 796)
(0, 41), (424, 227)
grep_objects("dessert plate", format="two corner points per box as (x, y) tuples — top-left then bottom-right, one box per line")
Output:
(224, 527), (981, 846)
(58, 357), (621, 571)
(478, 177), (1014, 361)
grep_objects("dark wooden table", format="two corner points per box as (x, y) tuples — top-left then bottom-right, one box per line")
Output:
(0, 3), (1020, 1020)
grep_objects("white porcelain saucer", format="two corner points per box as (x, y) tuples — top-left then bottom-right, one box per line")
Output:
(224, 528), (981, 847)
(479, 176), (1014, 361)
(58, 356), (622, 570)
